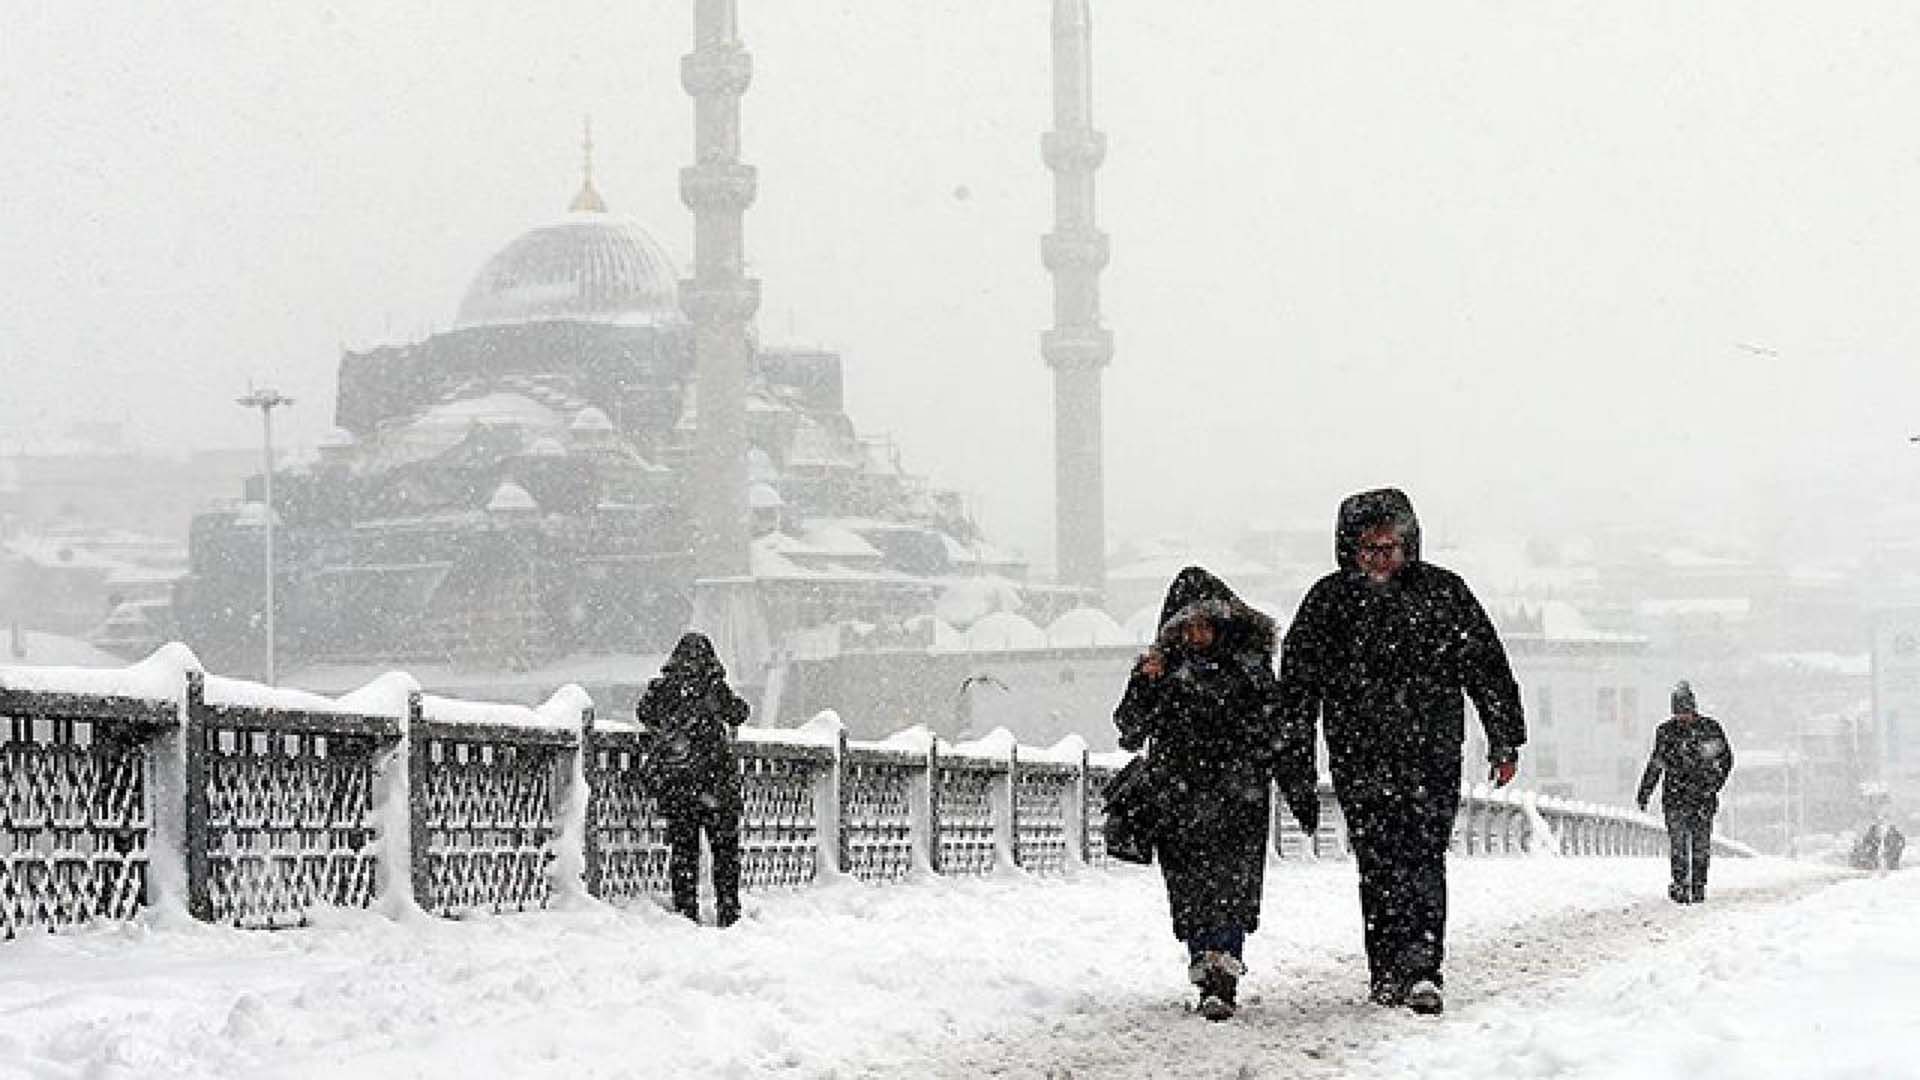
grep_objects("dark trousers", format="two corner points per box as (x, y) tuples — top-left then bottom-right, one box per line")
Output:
(665, 800), (742, 924)
(1343, 764), (1462, 992)
(1664, 803), (1714, 900)
(1186, 927), (1247, 963)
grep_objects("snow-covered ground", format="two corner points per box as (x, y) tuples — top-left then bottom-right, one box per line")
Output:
(0, 855), (1900, 1079)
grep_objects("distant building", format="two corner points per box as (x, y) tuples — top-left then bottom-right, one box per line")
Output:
(0, 426), (245, 648)
(178, 180), (1020, 687)
(1478, 601), (1661, 806)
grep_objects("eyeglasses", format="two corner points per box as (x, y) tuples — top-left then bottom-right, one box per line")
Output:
(1357, 542), (1403, 556)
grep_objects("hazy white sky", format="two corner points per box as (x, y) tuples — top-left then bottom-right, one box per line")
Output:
(4, 2), (1919, 568)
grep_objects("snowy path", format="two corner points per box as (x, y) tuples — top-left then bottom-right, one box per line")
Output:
(891, 869), (1840, 1079)
(0, 856), (1868, 1079)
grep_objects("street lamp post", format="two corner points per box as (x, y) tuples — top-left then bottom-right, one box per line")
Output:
(237, 387), (292, 684)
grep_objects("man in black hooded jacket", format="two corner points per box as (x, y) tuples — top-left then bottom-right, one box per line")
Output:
(1277, 489), (1525, 1015)
(636, 632), (751, 926)
(1637, 680), (1733, 903)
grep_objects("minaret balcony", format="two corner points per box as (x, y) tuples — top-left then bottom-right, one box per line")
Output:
(1042, 327), (1114, 371)
(680, 163), (759, 212)
(1041, 229), (1111, 272)
(1042, 130), (1107, 172)
(679, 278), (763, 324)
(681, 45), (753, 98)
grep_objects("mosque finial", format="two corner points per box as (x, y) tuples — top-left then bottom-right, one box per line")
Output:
(570, 114), (608, 213)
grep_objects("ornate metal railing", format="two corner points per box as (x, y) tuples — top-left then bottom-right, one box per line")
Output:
(198, 676), (398, 927)
(0, 646), (1744, 939)
(410, 714), (568, 917)
(582, 723), (669, 905)
(933, 751), (1003, 877)
(0, 690), (171, 937)
(839, 743), (919, 883)
(1012, 758), (1078, 876)
(740, 742), (830, 889)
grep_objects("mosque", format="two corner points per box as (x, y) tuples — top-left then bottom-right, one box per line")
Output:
(175, 1), (1130, 733)
(175, 169), (1032, 683)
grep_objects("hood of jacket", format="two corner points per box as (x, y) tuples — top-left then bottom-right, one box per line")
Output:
(1155, 565), (1277, 658)
(1335, 487), (1423, 572)
(660, 631), (728, 688)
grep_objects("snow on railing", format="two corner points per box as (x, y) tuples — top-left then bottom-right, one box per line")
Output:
(0, 645), (1734, 939)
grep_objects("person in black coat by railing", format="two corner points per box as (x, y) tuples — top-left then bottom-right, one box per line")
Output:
(1637, 680), (1734, 904)
(1113, 566), (1317, 1022)
(1277, 489), (1526, 1016)
(635, 631), (751, 926)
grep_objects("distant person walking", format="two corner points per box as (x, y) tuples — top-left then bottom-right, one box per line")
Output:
(1277, 489), (1526, 1015)
(636, 632), (751, 926)
(1637, 680), (1734, 903)
(1113, 566), (1313, 1022)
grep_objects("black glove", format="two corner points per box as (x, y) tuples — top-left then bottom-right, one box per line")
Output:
(1286, 786), (1320, 836)
(1636, 797), (1648, 812)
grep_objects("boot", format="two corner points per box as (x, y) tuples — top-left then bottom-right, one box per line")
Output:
(1189, 951), (1243, 1022)
(1405, 978), (1443, 1016)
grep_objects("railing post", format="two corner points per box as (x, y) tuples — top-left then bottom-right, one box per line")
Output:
(1072, 746), (1091, 867)
(183, 670), (211, 922)
(902, 740), (935, 876)
(927, 740), (944, 875)
(406, 692), (433, 914)
(580, 706), (603, 900)
(366, 697), (412, 915)
(998, 745), (1020, 871)
(812, 727), (846, 878)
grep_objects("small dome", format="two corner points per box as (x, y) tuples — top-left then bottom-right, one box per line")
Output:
(378, 392), (566, 467)
(1046, 607), (1129, 648)
(964, 611), (1046, 652)
(486, 481), (538, 514)
(455, 212), (683, 330)
(570, 407), (615, 433)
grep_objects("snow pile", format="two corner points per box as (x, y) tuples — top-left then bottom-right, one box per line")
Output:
(0, 857), (1855, 1078)
(1369, 869), (1920, 1080)
(0, 640), (200, 700)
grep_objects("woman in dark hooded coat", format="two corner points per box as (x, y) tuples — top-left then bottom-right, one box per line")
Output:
(635, 632), (751, 926)
(1113, 566), (1315, 1020)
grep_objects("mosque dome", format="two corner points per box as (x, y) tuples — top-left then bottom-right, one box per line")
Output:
(454, 199), (683, 330)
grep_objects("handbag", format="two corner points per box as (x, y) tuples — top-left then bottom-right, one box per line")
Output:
(1102, 751), (1167, 865)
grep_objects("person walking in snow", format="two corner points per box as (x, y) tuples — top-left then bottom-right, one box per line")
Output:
(1113, 566), (1313, 1022)
(1637, 681), (1734, 903)
(636, 631), (751, 926)
(1276, 489), (1526, 1016)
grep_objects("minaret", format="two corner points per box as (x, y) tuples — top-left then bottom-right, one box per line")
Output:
(571, 116), (608, 213)
(681, 0), (759, 578)
(1042, 0), (1113, 601)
